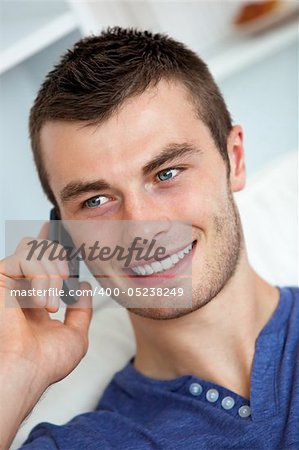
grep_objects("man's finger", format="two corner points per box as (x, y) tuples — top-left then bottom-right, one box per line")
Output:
(64, 282), (93, 336)
(37, 222), (49, 240)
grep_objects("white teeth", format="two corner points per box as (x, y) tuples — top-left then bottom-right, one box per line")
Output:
(151, 261), (163, 273)
(141, 266), (147, 275)
(161, 257), (173, 270)
(130, 241), (194, 276)
(184, 244), (192, 254)
(170, 254), (179, 264)
(145, 264), (154, 275)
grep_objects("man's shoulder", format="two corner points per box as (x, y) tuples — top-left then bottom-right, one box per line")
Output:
(281, 285), (299, 307)
(277, 285), (299, 322)
(19, 410), (123, 449)
(286, 285), (299, 295)
(20, 405), (162, 450)
(274, 285), (299, 343)
(278, 285), (299, 306)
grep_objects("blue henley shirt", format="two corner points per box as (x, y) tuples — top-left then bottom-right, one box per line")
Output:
(20, 286), (299, 449)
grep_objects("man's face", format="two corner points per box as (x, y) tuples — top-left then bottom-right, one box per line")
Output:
(40, 80), (245, 319)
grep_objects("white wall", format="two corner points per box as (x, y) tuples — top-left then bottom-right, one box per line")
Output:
(219, 42), (298, 174)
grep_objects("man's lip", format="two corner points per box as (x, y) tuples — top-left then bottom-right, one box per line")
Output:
(122, 240), (197, 272)
(121, 240), (197, 286)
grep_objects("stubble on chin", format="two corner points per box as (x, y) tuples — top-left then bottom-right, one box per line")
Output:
(129, 189), (243, 321)
(191, 189), (243, 313)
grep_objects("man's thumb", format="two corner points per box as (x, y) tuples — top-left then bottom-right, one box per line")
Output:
(64, 282), (93, 334)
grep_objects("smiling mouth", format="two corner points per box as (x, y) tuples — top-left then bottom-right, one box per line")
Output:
(125, 240), (197, 277)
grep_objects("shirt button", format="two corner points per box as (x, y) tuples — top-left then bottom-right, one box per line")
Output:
(189, 382), (203, 396)
(206, 388), (219, 403)
(221, 396), (235, 410)
(238, 405), (251, 418)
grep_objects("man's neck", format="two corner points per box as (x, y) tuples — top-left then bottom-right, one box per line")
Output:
(128, 256), (280, 400)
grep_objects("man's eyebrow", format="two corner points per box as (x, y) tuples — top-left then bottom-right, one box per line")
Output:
(60, 180), (112, 203)
(60, 143), (201, 203)
(142, 143), (202, 176)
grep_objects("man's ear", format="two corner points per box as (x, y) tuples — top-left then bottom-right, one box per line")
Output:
(227, 125), (246, 193)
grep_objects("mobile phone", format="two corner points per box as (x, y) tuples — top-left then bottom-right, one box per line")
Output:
(48, 208), (80, 304)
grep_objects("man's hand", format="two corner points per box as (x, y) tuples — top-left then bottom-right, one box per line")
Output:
(0, 224), (93, 449)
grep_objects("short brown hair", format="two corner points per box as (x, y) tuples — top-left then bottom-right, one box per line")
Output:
(29, 27), (233, 207)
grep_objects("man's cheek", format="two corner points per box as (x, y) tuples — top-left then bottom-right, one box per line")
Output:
(177, 185), (218, 223)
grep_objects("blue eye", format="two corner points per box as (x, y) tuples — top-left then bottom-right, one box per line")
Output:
(156, 168), (179, 182)
(84, 195), (109, 209)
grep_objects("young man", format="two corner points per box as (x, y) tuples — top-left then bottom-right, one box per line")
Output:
(0, 27), (298, 449)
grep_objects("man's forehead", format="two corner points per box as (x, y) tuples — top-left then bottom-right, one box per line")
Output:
(39, 80), (213, 193)
(40, 80), (199, 144)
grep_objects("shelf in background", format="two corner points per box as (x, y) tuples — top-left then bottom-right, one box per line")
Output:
(0, 1), (78, 74)
(206, 19), (299, 81)
(62, 1), (298, 82)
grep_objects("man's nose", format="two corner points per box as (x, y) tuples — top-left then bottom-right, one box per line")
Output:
(120, 219), (172, 251)
(121, 190), (167, 222)
(119, 191), (172, 248)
